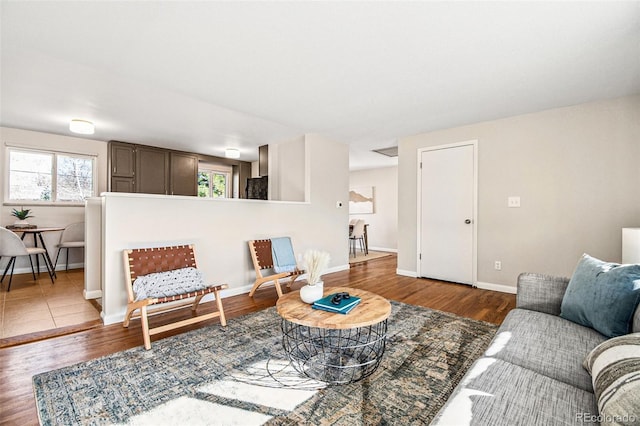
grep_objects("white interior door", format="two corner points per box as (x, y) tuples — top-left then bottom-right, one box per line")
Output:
(419, 144), (475, 284)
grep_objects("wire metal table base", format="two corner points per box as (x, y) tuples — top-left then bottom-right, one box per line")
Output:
(281, 319), (388, 385)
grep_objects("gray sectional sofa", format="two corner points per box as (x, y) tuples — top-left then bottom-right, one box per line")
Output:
(432, 272), (640, 426)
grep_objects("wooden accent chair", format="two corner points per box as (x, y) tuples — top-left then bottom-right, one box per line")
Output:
(248, 239), (304, 298)
(123, 245), (227, 350)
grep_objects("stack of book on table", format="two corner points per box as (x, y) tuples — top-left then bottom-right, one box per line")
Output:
(312, 293), (361, 314)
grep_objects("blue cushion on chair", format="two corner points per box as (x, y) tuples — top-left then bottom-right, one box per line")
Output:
(271, 237), (297, 273)
(560, 254), (640, 338)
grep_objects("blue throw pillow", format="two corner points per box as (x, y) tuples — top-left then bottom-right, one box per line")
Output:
(560, 254), (640, 338)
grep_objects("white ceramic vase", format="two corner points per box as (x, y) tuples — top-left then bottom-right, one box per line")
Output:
(13, 219), (30, 227)
(300, 281), (324, 304)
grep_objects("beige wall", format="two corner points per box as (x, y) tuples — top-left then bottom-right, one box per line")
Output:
(349, 166), (398, 251)
(269, 135), (307, 202)
(98, 133), (349, 323)
(398, 95), (640, 290)
(0, 127), (108, 270)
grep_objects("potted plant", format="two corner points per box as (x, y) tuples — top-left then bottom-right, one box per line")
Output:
(11, 207), (34, 227)
(300, 249), (331, 304)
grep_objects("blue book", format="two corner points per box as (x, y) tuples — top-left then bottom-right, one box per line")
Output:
(313, 293), (361, 313)
(312, 299), (361, 314)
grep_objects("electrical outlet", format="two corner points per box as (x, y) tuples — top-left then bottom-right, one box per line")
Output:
(508, 196), (521, 208)
(494, 261), (502, 271)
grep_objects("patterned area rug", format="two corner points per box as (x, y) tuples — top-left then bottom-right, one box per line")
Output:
(33, 301), (497, 425)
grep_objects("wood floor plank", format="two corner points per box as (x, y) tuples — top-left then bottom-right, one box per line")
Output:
(0, 255), (515, 425)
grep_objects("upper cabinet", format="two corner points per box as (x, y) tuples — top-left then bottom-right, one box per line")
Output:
(170, 152), (198, 196)
(109, 142), (136, 192)
(108, 140), (249, 198)
(136, 146), (169, 195)
(110, 142), (135, 178)
(108, 141), (195, 196)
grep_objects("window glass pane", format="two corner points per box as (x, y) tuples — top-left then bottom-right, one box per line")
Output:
(198, 171), (211, 197)
(57, 155), (94, 201)
(9, 151), (53, 200)
(212, 173), (227, 198)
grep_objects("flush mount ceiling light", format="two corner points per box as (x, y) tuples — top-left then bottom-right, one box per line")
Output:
(69, 119), (95, 135)
(225, 148), (240, 159)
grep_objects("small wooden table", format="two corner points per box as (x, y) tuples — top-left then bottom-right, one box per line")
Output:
(276, 286), (391, 384)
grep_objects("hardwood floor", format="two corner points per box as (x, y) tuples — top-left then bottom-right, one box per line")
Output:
(0, 254), (515, 425)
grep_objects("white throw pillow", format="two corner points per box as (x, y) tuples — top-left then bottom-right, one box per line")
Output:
(133, 267), (207, 301)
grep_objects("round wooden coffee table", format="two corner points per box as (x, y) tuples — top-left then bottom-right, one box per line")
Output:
(276, 286), (391, 385)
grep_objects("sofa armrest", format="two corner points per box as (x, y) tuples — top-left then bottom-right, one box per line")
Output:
(516, 273), (570, 316)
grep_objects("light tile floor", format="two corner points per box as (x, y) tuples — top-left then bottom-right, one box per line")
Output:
(0, 269), (100, 338)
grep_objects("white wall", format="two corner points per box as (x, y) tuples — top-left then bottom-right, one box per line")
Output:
(84, 197), (103, 299)
(398, 95), (640, 290)
(349, 166), (398, 251)
(269, 135), (307, 202)
(98, 133), (349, 324)
(0, 127), (108, 270)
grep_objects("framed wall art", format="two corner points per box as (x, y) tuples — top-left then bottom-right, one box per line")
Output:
(349, 186), (374, 214)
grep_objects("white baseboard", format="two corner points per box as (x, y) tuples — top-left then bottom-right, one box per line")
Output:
(102, 294), (228, 325)
(391, 273), (516, 295)
(102, 267), (353, 326)
(83, 289), (103, 299)
(54, 262), (84, 272)
(396, 269), (418, 278)
(3, 262), (85, 275)
(328, 264), (350, 274)
(227, 264), (350, 294)
(59, 262), (84, 271)
(102, 310), (125, 325)
(368, 247), (398, 253)
(476, 281), (518, 294)
(219, 284), (253, 298)
(103, 285), (255, 325)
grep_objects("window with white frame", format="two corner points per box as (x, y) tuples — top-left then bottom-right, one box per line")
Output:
(198, 168), (231, 198)
(7, 148), (96, 203)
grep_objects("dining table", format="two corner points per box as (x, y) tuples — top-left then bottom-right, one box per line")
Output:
(7, 226), (64, 279)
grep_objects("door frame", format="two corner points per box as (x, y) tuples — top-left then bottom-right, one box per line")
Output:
(416, 140), (478, 285)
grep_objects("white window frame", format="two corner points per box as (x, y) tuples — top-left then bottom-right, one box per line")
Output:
(198, 167), (231, 199)
(5, 147), (97, 206)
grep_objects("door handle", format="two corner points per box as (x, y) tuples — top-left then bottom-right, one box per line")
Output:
(465, 219), (472, 224)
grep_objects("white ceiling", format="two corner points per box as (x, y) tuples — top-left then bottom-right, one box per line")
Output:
(1, 1), (639, 170)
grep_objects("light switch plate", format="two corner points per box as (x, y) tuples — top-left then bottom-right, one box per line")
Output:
(508, 196), (521, 208)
